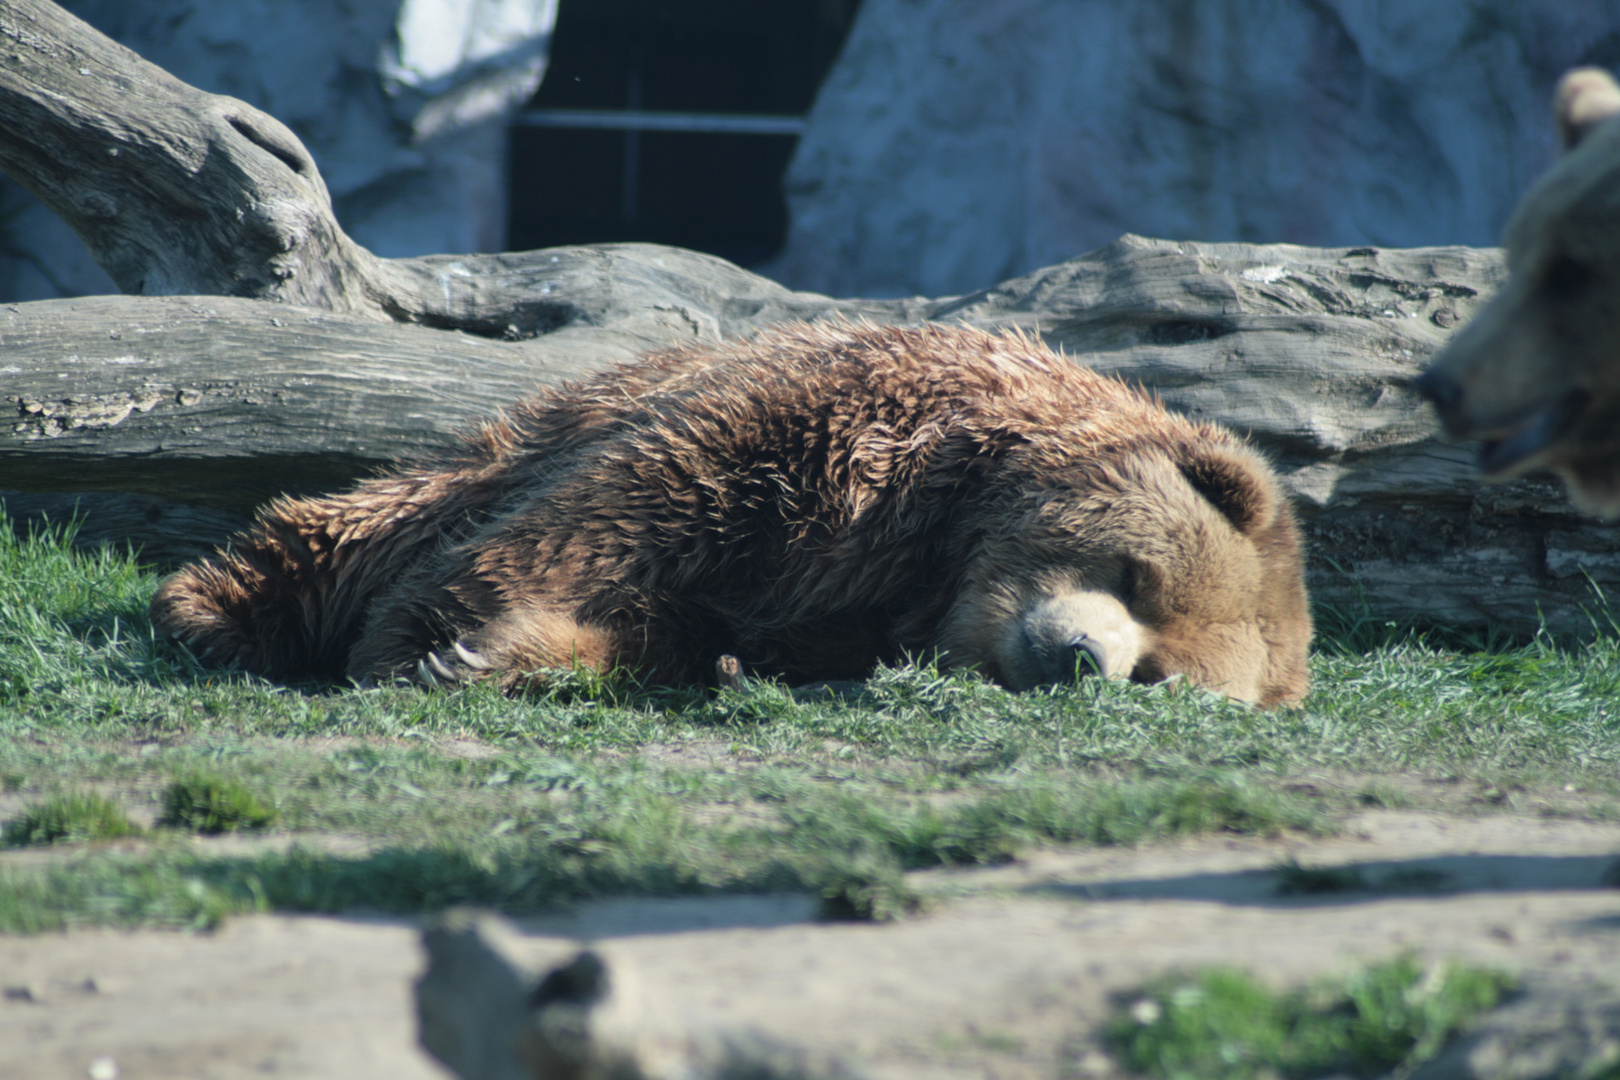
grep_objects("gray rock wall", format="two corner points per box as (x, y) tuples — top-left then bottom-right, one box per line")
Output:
(766, 0), (1620, 298)
(0, 0), (556, 302)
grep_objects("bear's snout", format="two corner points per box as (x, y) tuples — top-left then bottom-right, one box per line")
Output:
(999, 590), (1149, 690)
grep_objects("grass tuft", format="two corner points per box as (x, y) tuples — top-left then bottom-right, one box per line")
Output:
(1, 791), (141, 847)
(1104, 955), (1514, 1080)
(160, 772), (277, 834)
(814, 856), (926, 922)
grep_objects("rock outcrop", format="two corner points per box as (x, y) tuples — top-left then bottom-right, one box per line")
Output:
(766, 0), (1620, 298)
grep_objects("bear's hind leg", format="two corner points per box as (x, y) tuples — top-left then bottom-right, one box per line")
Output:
(153, 461), (527, 681)
(150, 522), (357, 681)
(347, 592), (622, 690)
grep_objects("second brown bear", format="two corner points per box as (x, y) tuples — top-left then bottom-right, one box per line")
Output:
(151, 322), (1313, 705)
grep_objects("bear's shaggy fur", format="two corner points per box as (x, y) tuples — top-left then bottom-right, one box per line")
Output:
(1420, 68), (1620, 518)
(151, 322), (1312, 704)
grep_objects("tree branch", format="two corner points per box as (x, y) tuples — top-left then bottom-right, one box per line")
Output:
(0, 0), (391, 313)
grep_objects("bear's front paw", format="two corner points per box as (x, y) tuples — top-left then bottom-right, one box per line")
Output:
(412, 641), (496, 688)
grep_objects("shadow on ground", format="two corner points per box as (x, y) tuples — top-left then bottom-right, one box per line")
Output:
(1026, 851), (1620, 907)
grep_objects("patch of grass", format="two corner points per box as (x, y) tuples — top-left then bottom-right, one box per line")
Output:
(815, 857), (925, 922)
(1, 792), (141, 848)
(159, 772), (277, 834)
(786, 773), (1321, 873)
(3, 511), (1620, 931)
(1354, 782), (1415, 809)
(0, 767), (1313, 932)
(1104, 955), (1515, 1080)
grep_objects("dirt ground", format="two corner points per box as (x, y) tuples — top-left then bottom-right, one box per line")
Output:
(2, 809), (1618, 1080)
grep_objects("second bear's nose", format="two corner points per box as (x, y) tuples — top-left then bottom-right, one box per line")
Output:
(1415, 368), (1463, 415)
(1067, 635), (1108, 678)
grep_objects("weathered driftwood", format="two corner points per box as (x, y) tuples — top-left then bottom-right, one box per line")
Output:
(5, 235), (1618, 636)
(0, 0), (790, 335)
(0, 242), (906, 560)
(0, 0), (376, 314)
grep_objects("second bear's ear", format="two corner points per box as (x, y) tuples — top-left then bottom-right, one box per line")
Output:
(1179, 447), (1276, 535)
(1557, 68), (1620, 151)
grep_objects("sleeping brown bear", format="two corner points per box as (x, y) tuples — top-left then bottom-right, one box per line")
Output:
(150, 322), (1313, 705)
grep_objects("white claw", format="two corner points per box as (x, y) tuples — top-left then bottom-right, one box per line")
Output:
(425, 651), (459, 681)
(416, 658), (441, 687)
(453, 641), (493, 671)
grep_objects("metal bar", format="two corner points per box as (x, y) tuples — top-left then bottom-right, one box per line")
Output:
(622, 70), (641, 223)
(514, 109), (807, 135)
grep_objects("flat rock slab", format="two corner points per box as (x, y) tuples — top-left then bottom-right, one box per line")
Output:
(3, 810), (1618, 1080)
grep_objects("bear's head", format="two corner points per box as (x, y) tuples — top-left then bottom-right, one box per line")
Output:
(935, 437), (1311, 706)
(1418, 67), (1620, 518)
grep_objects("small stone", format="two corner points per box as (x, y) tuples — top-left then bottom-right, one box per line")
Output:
(1129, 997), (1162, 1025)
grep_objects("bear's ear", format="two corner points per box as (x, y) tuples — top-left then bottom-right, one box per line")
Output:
(1178, 447), (1276, 535)
(1557, 68), (1620, 151)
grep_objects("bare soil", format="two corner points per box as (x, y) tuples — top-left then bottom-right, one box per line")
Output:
(2, 809), (1618, 1080)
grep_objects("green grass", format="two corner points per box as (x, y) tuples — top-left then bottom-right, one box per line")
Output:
(0, 766), (1309, 931)
(159, 771), (276, 834)
(2, 509), (1619, 931)
(1, 791), (141, 847)
(1104, 956), (1515, 1080)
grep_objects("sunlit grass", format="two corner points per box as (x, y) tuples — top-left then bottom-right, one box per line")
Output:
(2, 509), (1618, 931)
(1, 791), (141, 848)
(1104, 956), (1515, 1080)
